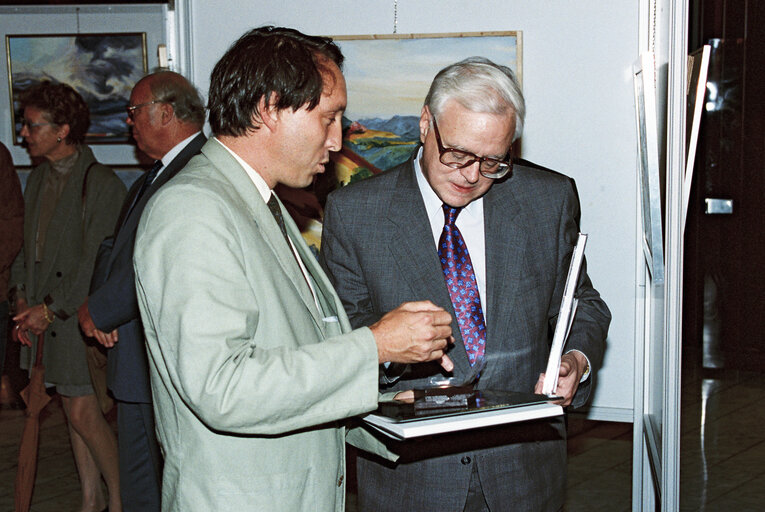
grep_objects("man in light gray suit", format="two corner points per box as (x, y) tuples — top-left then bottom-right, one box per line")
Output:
(132, 27), (453, 511)
(321, 58), (611, 511)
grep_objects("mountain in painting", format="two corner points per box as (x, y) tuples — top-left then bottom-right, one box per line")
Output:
(341, 115), (420, 171)
(357, 115), (421, 141)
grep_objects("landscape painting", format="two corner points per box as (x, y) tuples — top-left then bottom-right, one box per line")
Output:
(275, 32), (520, 250)
(331, 32), (521, 185)
(6, 33), (147, 144)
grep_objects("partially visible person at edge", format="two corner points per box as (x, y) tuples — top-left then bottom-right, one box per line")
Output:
(10, 81), (126, 512)
(78, 71), (206, 512)
(0, 141), (24, 380)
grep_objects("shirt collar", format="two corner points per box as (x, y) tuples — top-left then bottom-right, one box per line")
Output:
(213, 137), (272, 203)
(160, 132), (201, 170)
(413, 146), (483, 221)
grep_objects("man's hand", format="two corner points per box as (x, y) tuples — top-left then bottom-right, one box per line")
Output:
(370, 300), (454, 371)
(534, 351), (588, 407)
(78, 298), (97, 337)
(94, 328), (119, 348)
(78, 298), (119, 347)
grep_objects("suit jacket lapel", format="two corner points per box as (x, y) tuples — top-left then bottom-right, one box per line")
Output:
(386, 161), (473, 376)
(200, 140), (321, 325)
(283, 207), (348, 335)
(483, 178), (527, 381)
(22, 166), (45, 291)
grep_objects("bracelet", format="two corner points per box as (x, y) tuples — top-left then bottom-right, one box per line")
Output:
(42, 303), (55, 324)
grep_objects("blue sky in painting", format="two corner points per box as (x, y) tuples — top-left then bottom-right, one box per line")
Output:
(337, 35), (518, 120)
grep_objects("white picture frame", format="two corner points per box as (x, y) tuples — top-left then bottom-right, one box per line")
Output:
(633, 52), (665, 284)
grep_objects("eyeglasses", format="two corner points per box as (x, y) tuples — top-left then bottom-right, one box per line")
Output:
(126, 100), (161, 120)
(431, 116), (513, 179)
(19, 119), (54, 130)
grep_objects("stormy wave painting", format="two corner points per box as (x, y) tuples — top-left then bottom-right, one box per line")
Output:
(7, 33), (147, 144)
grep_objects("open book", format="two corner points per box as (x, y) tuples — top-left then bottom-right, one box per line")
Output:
(365, 389), (562, 440)
(363, 233), (588, 439)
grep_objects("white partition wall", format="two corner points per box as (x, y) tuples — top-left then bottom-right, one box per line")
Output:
(180, 0), (641, 424)
(0, 2), (688, 506)
(633, 0), (686, 509)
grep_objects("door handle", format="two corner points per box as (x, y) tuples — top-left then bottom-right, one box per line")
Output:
(705, 198), (733, 214)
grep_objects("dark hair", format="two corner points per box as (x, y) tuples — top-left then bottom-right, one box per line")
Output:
(208, 26), (344, 136)
(147, 71), (206, 126)
(20, 81), (90, 145)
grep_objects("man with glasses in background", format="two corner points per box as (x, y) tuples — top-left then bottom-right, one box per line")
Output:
(78, 71), (206, 511)
(320, 57), (611, 511)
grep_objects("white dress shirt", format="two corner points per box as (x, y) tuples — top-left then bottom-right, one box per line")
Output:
(156, 131), (202, 180)
(214, 138), (319, 307)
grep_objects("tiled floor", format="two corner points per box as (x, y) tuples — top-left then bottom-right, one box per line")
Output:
(1, 357), (764, 511)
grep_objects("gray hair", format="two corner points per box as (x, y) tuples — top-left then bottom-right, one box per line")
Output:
(424, 57), (525, 142)
(146, 71), (206, 127)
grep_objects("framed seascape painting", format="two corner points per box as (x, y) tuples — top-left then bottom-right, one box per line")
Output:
(330, 31), (522, 186)
(6, 33), (148, 144)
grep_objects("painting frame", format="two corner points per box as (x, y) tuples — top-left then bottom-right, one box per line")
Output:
(633, 52), (665, 284)
(6, 32), (148, 145)
(682, 45), (711, 227)
(328, 31), (522, 186)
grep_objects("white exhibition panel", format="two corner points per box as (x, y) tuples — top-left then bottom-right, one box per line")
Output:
(184, 0), (640, 421)
(0, 1), (643, 423)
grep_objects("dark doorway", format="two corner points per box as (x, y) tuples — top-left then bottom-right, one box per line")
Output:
(685, 0), (765, 370)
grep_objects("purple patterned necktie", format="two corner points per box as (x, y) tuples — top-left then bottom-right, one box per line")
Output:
(438, 204), (486, 366)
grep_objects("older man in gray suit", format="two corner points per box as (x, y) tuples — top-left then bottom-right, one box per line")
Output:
(321, 57), (611, 511)
(131, 27), (453, 511)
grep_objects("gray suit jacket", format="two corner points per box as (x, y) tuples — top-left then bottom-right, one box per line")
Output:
(89, 133), (206, 403)
(320, 155), (610, 511)
(133, 138), (385, 511)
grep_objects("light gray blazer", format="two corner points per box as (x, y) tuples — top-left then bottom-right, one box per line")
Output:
(133, 138), (385, 511)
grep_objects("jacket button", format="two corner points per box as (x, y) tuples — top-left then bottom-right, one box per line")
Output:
(56, 271), (62, 277)
(337, 475), (343, 487)
(461, 456), (471, 465)
(50, 331), (56, 337)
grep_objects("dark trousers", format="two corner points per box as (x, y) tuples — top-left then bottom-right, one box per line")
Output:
(118, 400), (162, 512)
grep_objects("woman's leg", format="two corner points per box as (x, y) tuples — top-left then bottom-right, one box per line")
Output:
(67, 420), (106, 512)
(62, 393), (122, 512)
